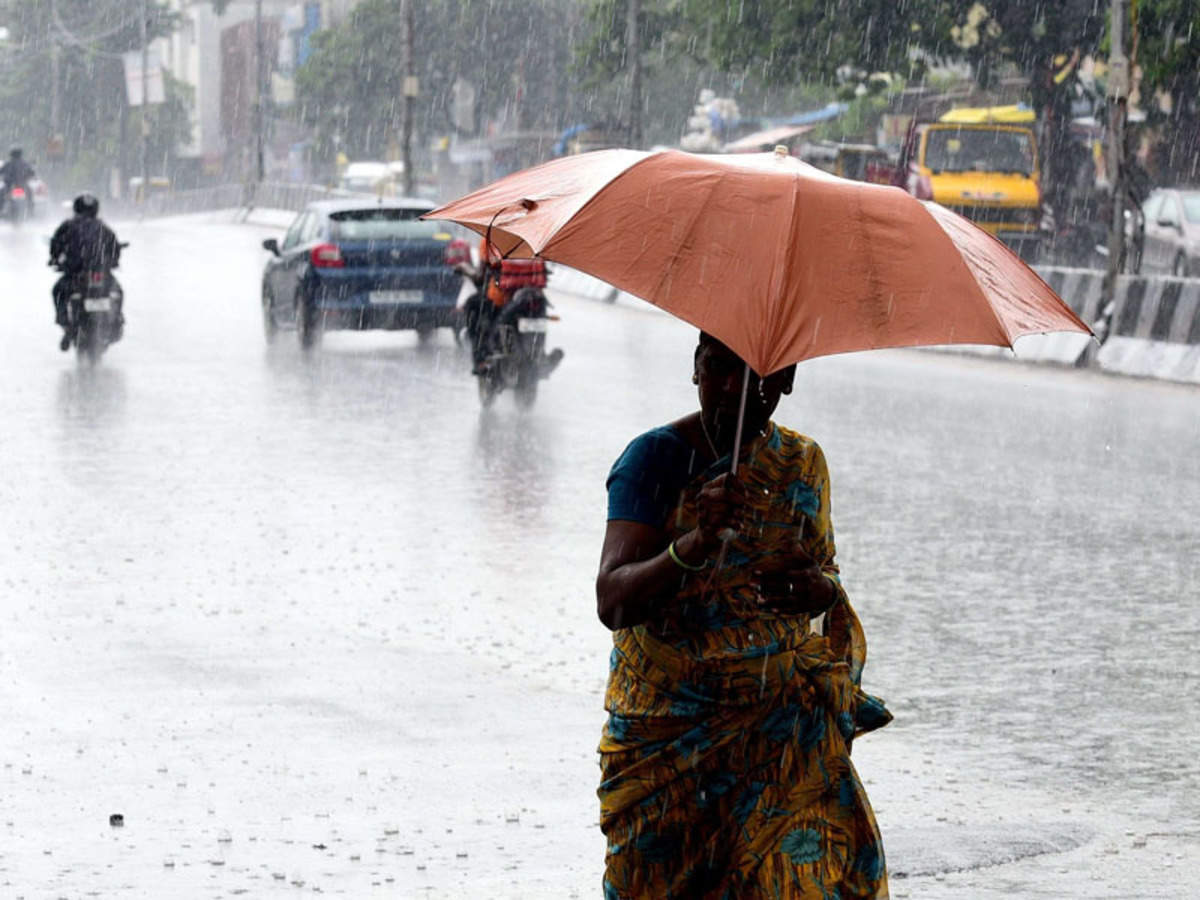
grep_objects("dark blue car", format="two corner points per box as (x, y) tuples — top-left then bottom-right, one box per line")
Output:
(261, 199), (466, 347)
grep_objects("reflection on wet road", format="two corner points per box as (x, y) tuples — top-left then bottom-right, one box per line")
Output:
(0, 212), (1197, 897)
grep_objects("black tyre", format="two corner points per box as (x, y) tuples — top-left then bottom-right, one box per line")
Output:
(477, 371), (499, 408)
(262, 288), (279, 343)
(514, 359), (538, 409)
(296, 297), (319, 349)
(76, 321), (101, 364)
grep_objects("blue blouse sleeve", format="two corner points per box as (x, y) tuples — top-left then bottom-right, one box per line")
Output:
(606, 427), (695, 528)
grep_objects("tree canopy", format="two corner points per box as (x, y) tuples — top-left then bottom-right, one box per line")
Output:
(294, 0), (583, 163)
(0, 0), (189, 191)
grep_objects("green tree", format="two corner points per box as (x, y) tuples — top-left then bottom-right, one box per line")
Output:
(575, 0), (891, 144)
(295, 0), (583, 165)
(1136, 0), (1200, 180)
(679, 0), (946, 84)
(935, 1), (1107, 216)
(0, 0), (188, 193)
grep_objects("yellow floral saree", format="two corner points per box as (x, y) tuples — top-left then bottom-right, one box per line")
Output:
(600, 423), (891, 899)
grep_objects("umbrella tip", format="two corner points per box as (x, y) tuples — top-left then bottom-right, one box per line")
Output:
(773, 145), (789, 158)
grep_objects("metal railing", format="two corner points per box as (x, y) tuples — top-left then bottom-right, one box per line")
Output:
(133, 181), (377, 218)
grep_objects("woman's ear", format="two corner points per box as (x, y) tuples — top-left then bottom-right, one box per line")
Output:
(692, 373), (699, 385)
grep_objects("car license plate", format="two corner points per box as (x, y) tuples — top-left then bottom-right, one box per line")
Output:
(517, 317), (548, 333)
(83, 298), (112, 313)
(369, 289), (423, 304)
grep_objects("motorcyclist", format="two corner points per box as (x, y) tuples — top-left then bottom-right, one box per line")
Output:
(0, 147), (35, 215)
(49, 194), (123, 351)
(455, 237), (559, 375)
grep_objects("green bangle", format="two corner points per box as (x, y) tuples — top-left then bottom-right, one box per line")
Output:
(667, 539), (706, 572)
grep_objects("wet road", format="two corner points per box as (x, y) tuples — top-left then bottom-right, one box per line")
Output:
(1, 211), (1198, 897)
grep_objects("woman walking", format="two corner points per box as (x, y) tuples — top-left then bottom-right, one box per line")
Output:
(596, 332), (891, 898)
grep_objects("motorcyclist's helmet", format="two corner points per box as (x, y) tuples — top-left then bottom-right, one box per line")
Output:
(73, 193), (100, 217)
(9, 147), (22, 159)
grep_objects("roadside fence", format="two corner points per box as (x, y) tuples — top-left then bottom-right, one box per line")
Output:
(134, 180), (376, 219)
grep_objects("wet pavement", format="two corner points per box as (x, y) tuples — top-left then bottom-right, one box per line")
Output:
(1, 210), (1198, 897)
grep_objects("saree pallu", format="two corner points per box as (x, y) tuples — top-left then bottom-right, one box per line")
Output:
(599, 425), (891, 899)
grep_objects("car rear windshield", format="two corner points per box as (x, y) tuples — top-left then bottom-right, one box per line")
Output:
(1183, 194), (1200, 224)
(329, 209), (439, 240)
(923, 127), (1035, 176)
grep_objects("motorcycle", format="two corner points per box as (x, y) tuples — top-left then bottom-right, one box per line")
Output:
(2, 181), (32, 225)
(472, 286), (564, 409)
(53, 243), (129, 362)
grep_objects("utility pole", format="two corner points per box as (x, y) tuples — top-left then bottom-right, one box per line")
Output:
(402, 0), (415, 196)
(1098, 0), (1129, 345)
(140, 0), (150, 201)
(254, 0), (265, 184)
(50, 0), (60, 142)
(626, 0), (642, 148)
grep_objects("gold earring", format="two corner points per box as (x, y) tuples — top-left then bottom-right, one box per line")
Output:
(692, 374), (699, 385)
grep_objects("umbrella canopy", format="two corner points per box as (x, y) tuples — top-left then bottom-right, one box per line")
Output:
(425, 148), (1090, 376)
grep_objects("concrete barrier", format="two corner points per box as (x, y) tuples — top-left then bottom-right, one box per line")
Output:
(1095, 274), (1200, 383)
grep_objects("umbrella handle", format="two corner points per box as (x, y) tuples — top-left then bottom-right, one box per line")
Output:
(710, 364), (752, 569)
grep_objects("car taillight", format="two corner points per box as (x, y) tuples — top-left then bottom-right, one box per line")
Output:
(311, 243), (344, 268)
(11, 187), (24, 199)
(89, 271), (104, 285)
(443, 237), (470, 267)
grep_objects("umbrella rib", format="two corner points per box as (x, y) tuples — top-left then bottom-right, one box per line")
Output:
(763, 174), (806, 374)
(550, 166), (731, 331)
(918, 200), (1017, 348)
(536, 150), (660, 257)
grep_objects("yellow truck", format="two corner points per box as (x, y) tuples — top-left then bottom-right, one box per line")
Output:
(897, 106), (1044, 261)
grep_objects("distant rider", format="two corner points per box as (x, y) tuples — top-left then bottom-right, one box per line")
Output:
(49, 194), (123, 351)
(455, 237), (555, 374)
(0, 147), (35, 215)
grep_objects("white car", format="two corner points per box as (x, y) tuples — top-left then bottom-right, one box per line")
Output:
(338, 161), (396, 195)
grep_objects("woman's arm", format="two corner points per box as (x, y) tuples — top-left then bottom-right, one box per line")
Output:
(596, 473), (743, 631)
(596, 521), (711, 631)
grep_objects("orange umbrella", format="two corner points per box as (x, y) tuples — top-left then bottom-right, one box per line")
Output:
(426, 147), (1090, 377)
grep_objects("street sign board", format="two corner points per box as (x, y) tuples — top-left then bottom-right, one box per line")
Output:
(123, 49), (165, 107)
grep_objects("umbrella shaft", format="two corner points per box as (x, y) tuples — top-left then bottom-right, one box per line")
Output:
(729, 363), (751, 477)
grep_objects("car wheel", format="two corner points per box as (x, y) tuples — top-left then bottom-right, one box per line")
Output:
(296, 297), (319, 350)
(1173, 253), (1189, 278)
(262, 288), (279, 344)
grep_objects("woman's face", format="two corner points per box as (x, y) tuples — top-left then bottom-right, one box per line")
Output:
(694, 339), (793, 448)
